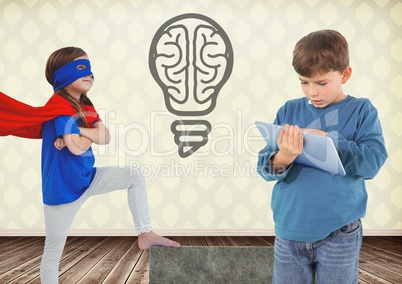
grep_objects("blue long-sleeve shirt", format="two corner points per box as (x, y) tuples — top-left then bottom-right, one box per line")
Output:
(257, 95), (387, 242)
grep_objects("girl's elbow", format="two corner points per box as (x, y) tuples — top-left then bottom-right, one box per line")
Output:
(99, 133), (111, 145)
(105, 133), (111, 144)
(100, 128), (111, 145)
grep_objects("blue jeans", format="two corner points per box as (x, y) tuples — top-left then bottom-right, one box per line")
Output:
(272, 219), (362, 284)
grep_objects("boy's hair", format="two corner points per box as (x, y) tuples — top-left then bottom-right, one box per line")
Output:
(292, 30), (349, 77)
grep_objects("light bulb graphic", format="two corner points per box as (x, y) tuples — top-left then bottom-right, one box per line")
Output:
(149, 13), (234, 158)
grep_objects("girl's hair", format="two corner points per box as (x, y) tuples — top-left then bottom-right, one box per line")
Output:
(292, 30), (349, 77)
(45, 46), (93, 126)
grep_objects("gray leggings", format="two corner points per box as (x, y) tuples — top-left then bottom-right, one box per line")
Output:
(40, 166), (152, 284)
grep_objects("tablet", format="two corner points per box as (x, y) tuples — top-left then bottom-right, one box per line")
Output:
(255, 121), (346, 176)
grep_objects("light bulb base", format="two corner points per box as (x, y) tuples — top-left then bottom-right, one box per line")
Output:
(171, 120), (211, 158)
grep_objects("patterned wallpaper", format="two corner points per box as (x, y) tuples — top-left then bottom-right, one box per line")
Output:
(0, 0), (401, 235)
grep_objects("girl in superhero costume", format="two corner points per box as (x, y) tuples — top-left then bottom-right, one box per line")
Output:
(1, 46), (180, 283)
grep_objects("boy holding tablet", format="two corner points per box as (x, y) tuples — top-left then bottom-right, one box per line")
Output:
(257, 30), (387, 283)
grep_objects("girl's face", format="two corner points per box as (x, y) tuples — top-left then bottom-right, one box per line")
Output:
(298, 66), (352, 108)
(64, 55), (94, 100)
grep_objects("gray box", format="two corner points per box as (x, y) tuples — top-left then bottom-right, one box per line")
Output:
(149, 246), (274, 284)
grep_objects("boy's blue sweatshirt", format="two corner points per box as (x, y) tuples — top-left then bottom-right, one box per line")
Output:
(257, 95), (387, 242)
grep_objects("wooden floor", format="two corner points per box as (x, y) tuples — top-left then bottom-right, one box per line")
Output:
(0, 236), (401, 283)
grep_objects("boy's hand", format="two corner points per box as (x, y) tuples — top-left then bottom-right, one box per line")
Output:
(54, 138), (67, 150)
(277, 124), (303, 159)
(271, 125), (303, 173)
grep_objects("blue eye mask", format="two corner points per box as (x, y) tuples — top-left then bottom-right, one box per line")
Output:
(52, 59), (93, 91)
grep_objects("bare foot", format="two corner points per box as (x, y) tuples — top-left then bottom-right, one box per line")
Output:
(138, 231), (181, 250)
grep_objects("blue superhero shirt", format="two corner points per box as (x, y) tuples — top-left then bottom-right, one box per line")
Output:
(41, 115), (96, 205)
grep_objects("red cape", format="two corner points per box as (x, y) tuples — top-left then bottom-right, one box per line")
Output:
(0, 92), (98, 139)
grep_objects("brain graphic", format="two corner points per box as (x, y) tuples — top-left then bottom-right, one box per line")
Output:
(149, 13), (234, 116)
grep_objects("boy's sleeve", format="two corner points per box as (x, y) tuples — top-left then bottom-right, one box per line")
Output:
(54, 116), (80, 138)
(327, 101), (387, 179)
(257, 145), (292, 182)
(257, 104), (293, 182)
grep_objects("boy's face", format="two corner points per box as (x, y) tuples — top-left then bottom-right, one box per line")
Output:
(298, 67), (351, 108)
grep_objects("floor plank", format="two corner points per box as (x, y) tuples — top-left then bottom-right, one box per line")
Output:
(0, 237), (44, 275)
(126, 249), (149, 284)
(59, 237), (122, 283)
(12, 237), (96, 284)
(216, 236), (237, 246)
(0, 237), (29, 253)
(0, 236), (400, 284)
(359, 236), (402, 284)
(102, 237), (143, 284)
(0, 237), (44, 263)
(77, 237), (135, 283)
(204, 236), (223, 246)
(190, 236), (208, 246)
(177, 236), (191, 246)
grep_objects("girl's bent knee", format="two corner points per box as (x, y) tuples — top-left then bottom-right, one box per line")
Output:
(127, 166), (146, 189)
